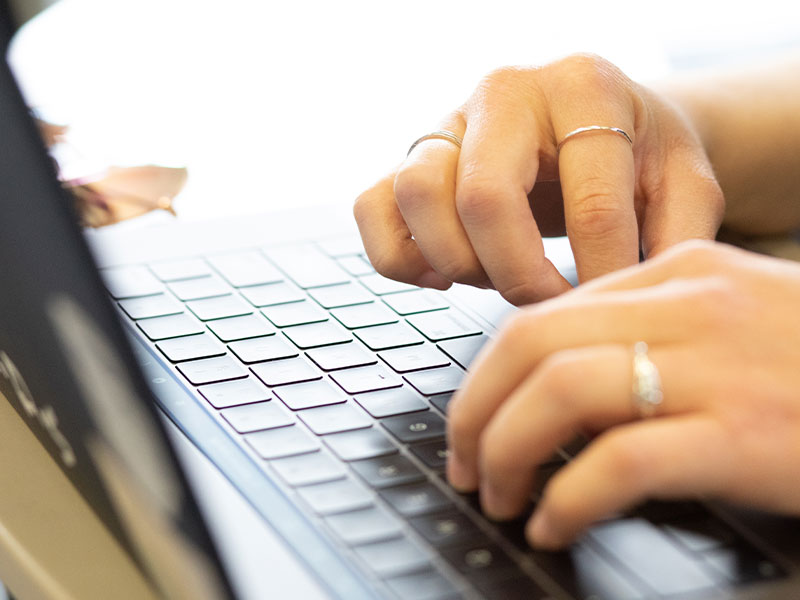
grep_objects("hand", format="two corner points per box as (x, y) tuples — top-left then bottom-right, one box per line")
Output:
(446, 240), (800, 548)
(354, 54), (724, 305)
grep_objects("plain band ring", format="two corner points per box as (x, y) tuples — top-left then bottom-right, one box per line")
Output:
(407, 130), (463, 156)
(557, 126), (633, 153)
(632, 342), (663, 418)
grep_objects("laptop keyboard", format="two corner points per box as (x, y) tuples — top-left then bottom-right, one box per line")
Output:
(105, 238), (786, 600)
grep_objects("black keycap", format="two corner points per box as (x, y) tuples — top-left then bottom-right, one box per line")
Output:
(331, 364), (402, 394)
(177, 355), (248, 385)
(384, 570), (459, 600)
(350, 454), (425, 488)
(308, 282), (373, 308)
(297, 401), (372, 435)
(306, 342), (377, 371)
(353, 536), (430, 577)
(473, 576), (550, 600)
(323, 427), (397, 461)
(382, 289), (449, 316)
(332, 302), (399, 329)
(207, 314), (275, 342)
(354, 387), (428, 418)
(410, 440), (449, 470)
(587, 518), (716, 596)
(379, 345), (451, 373)
(149, 258), (211, 282)
(406, 310), (482, 342)
(261, 300), (328, 328)
(229, 335), (298, 363)
(296, 477), (373, 516)
(441, 541), (517, 583)
(359, 274), (417, 295)
(186, 295), (253, 321)
(264, 244), (351, 288)
(207, 251), (283, 287)
(198, 377), (271, 409)
(382, 411), (446, 444)
(156, 333), (225, 362)
(354, 322), (426, 351)
(409, 511), (482, 548)
(273, 379), (347, 410)
(240, 281), (305, 307)
(380, 482), (453, 517)
(438, 335), (489, 370)
(336, 255), (374, 277)
(167, 275), (230, 301)
(245, 424), (318, 459)
(429, 393), (453, 415)
(324, 506), (402, 546)
(405, 366), (464, 396)
(119, 293), (183, 319)
(138, 313), (204, 341)
(251, 357), (321, 387)
(269, 451), (347, 487)
(282, 321), (352, 349)
(221, 401), (293, 433)
(101, 265), (162, 298)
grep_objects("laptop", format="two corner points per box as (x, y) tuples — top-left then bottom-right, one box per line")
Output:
(2, 7), (800, 599)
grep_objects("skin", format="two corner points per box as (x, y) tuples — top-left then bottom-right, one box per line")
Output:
(355, 53), (800, 549)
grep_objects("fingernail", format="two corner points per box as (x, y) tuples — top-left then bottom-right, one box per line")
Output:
(446, 454), (477, 492)
(528, 510), (559, 549)
(417, 270), (452, 290)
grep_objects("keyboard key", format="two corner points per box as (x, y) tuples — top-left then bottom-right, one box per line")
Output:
(317, 237), (364, 258)
(308, 283), (373, 308)
(198, 377), (271, 409)
(207, 251), (283, 287)
(264, 244), (351, 288)
(220, 401), (293, 433)
(384, 569), (459, 600)
(410, 440), (449, 470)
(138, 314), (204, 340)
(702, 542), (785, 585)
(662, 517), (736, 553)
(323, 427), (397, 461)
(406, 310), (482, 341)
(306, 342), (377, 371)
(382, 289), (449, 316)
(359, 274), (417, 295)
(350, 455), (425, 489)
(207, 314), (275, 342)
(119, 294), (183, 319)
(379, 345), (450, 373)
(354, 322), (425, 351)
(438, 335), (489, 370)
(353, 536), (430, 577)
(441, 541), (517, 583)
(102, 265), (162, 298)
(245, 424), (319, 459)
(380, 482), (453, 517)
(240, 281), (305, 307)
(282, 321), (352, 349)
(270, 451), (346, 487)
(177, 355), (247, 385)
(331, 303), (399, 329)
(297, 402), (372, 435)
(156, 333), (225, 362)
(429, 393), (452, 415)
(167, 275), (230, 301)
(330, 364), (402, 395)
(149, 258), (211, 282)
(262, 301), (328, 327)
(409, 511), (482, 548)
(229, 336), (298, 363)
(251, 357), (321, 387)
(324, 507), (402, 546)
(336, 255), (374, 277)
(186, 295), (253, 321)
(405, 366), (464, 396)
(382, 412), (446, 444)
(354, 387), (428, 418)
(273, 379), (347, 410)
(587, 518), (716, 596)
(296, 477), (373, 515)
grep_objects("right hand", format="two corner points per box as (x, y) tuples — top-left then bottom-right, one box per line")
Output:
(353, 54), (724, 305)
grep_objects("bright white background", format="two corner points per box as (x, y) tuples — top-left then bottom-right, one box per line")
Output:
(9, 0), (800, 222)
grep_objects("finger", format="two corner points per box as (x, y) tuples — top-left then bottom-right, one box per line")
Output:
(395, 113), (491, 287)
(354, 171), (451, 290)
(527, 416), (732, 549)
(456, 71), (571, 305)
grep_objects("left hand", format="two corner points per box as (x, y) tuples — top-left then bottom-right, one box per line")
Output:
(446, 240), (800, 549)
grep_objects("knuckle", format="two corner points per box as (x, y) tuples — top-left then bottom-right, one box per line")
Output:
(601, 431), (651, 483)
(393, 165), (446, 213)
(665, 239), (726, 268)
(568, 186), (630, 240)
(434, 255), (483, 286)
(555, 53), (628, 93)
(536, 353), (580, 407)
(456, 174), (513, 223)
(498, 280), (542, 306)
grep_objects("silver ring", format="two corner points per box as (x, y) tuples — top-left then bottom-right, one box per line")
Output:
(407, 130), (463, 156)
(556, 125), (633, 153)
(632, 342), (663, 418)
